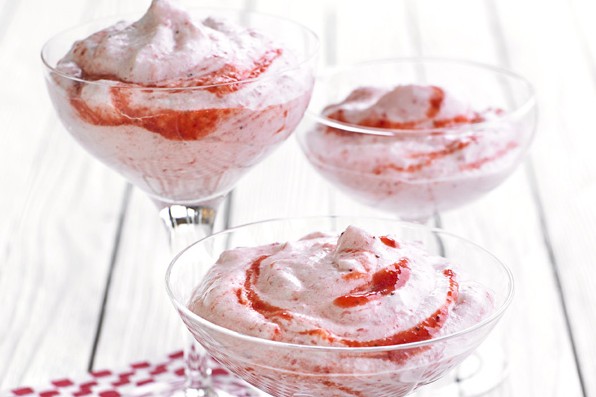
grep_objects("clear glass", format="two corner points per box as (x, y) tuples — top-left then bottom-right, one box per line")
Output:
(297, 59), (534, 395)
(166, 216), (514, 397)
(42, 9), (318, 396)
(297, 58), (537, 223)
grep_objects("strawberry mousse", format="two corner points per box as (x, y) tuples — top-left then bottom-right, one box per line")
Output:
(188, 225), (494, 396)
(302, 85), (521, 220)
(47, 0), (314, 206)
(191, 225), (492, 346)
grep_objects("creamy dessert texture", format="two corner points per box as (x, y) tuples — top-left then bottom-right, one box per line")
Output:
(303, 85), (520, 219)
(50, 0), (312, 205)
(190, 225), (493, 347)
(188, 225), (495, 396)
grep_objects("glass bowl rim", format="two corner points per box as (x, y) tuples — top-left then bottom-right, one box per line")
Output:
(306, 57), (537, 137)
(40, 7), (319, 91)
(165, 214), (515, 353)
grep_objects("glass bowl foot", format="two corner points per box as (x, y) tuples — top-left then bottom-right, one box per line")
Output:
(415, 343), (507, 396)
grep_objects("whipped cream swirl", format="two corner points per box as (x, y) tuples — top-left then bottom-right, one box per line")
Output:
(58, 0), (291, 86)
(191, 226), (493, 347)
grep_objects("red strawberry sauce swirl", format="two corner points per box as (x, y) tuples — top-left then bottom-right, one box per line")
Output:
(333, 258), (411, 309)
(237, 255), (293, 322)
(314, 85), (517, 178)
(228, 228), (462, 348)
(338, 269), (458, 347)
(68, 48), (284, 141)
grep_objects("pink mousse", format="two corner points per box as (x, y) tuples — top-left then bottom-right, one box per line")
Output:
(49, 0), (313, 205)
(303, 85), (520, 219)
(190, 226), (493, 347)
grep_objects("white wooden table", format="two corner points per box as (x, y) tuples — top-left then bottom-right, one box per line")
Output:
(1, 0), (594, 396)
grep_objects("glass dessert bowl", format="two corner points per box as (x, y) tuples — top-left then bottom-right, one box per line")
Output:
(42, 4), (318, 213)
(297, 58), (536, 223)
(42, 1), (318, 395)
(166, 216), (514, 397)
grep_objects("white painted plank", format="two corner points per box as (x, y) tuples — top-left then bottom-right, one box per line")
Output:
(571, 0), (596, 70)
(496, 0), (596, 395)
(251, 0), (333, 67)
(229, 0), (336, 226)
(334, 0), (415, 64)
(91, 192), (232, 369)
(0, 0), (129, 389)
(412, 0), (583, 395)
(0, 127), (126, 388)
(91, 189), (181, 369)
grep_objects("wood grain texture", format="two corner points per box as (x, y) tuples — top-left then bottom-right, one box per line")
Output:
(0, 0), (128, 388)
(409, 1), (583, 395)
(495, 0), (596, 394)
(90, 189), (180, 369)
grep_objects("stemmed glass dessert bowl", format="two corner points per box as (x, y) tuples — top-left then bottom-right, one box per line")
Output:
(166, 216), (514, 397)
(42, 9), (318, 225)
(42, 6), (318, 396)
(297, 58), (537, 223)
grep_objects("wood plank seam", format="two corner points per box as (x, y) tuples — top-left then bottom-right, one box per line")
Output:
(404, 0), (423, 58)
(485, 0), (588, 395)
(87, 184), (132, 372)
(523, 160), (588, 397)
(324, 6), (337, 67)
(569, 0), (596, 91)
(223, 191), (235, 231)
